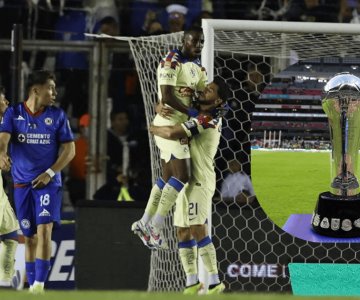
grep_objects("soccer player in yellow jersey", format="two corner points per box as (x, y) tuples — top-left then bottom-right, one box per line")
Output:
(150, 77), (230, 294)
(132, 26), (207, 248)
(0, 87), (20, 289)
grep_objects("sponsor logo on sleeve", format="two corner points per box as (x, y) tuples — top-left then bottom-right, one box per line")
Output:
(159, 73), (175, 80)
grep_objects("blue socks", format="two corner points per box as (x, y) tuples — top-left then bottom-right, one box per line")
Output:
(25, 261), (35, 286)
(35, 258), (50, 283)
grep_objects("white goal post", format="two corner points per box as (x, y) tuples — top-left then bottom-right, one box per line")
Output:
(202, 19), (360, 82)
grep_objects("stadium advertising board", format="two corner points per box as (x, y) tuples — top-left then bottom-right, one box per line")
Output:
(227, 263), (286, 278)
(47, 219), (75, 289)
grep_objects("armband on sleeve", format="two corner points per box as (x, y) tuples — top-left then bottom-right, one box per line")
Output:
(182, 120), (200, 137)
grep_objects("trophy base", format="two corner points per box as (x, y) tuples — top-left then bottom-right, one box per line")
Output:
(312, 192), (360, 237)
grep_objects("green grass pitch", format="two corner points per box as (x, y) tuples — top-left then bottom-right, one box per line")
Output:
(0, 290), (353, 299)
(251, 150), (331, 227)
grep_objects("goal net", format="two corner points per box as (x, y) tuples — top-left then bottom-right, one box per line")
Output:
(127, 20), (360, 292)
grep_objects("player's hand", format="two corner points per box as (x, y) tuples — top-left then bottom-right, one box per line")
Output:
(156, 102), (174, 119)
(0, 154), (11, 171)
(31, 172), (51, 189)
(149, 125), (156, 135)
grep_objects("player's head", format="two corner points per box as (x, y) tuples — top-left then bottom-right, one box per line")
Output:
(197, 76), (231, 105)
(0, 86), (9, 116)
(197, 76), (231, 117)
(213, 76), (231, 105)
(182, 26), (204, 59)
(27, 70), (57, 106)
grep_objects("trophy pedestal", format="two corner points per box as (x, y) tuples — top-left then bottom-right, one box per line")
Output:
(312, 192), (360, 237)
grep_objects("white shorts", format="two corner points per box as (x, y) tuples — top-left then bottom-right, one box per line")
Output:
(174, 182), (214, 228)
(0, 200), (19, 236)
(153, 114), (190, 162)
(154, 135), (190, 162)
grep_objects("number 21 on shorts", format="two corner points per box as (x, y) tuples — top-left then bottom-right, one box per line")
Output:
(189, 202), (198, 217)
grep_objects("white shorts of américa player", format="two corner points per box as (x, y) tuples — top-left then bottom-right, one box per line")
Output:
(153, 114), (190, 163)
(0, 200), (19, 236)
(174, 182), (214, 228)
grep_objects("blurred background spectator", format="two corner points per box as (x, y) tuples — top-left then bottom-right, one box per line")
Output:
(67, 113), (90, 206)
(107, 110), (133, 181)
(165, 3), (188, 33)
(141, 10), (166, 35)
(127, 0), (162, 36)
(220, 159), (256, 204)
(104, 109), (151, 201)
(85, 0), (119, 34)
(283, 0), (340, 22)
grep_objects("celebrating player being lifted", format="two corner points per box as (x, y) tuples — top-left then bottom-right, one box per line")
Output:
(150, 77), (230, 294)
(0, 70), (75, 294)
(0, 87), (20, 290)
(132, 26), (207, 248)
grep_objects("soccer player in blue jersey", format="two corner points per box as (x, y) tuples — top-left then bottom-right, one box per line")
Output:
(132, 26), (207, 248)
(0, 70), (75, 294)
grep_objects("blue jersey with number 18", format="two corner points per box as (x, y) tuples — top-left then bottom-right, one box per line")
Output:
(0, 102), (74, 186)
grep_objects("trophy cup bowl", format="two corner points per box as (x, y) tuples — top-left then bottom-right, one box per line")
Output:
(312, 73), (360, 237)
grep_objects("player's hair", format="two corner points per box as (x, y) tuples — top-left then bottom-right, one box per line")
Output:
(27, 70), (56, 92)
(0, 86), (5, 95)
(213, 76), (231, 103)
(184, 26), (203, 37)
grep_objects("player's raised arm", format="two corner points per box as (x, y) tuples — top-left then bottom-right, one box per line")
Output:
(160, 85), (198, 117)
(149, 124), (186, 140)
(160, 85), (189, 115)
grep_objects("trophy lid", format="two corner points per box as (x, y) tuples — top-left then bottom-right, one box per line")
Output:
(323, 72), (360, 100)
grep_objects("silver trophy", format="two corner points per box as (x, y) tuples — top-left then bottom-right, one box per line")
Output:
(312, 73), (360, 237)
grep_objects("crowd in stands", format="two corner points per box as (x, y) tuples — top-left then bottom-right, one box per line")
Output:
(0, 0), (359, 206)
(251, 137), (331, 150)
